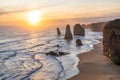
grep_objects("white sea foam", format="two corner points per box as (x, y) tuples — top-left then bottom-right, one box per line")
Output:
(0, 27), (102, 80)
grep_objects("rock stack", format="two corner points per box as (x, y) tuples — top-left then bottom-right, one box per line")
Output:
(103, 19), (120, 65)
(57, 28), (61, 35)
(64, 24), (73, 40)
(73, 24), (85, 36)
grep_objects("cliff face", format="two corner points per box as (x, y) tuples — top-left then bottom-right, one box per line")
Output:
(88, 22), (107, 32)
(103, 19), (120, 65)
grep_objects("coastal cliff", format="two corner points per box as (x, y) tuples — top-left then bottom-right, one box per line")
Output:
(103, 19), (120, 65)
(87, 22), (107, 32)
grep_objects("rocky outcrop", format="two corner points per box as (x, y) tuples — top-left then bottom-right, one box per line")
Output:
(88, 22), (107, 32)
(64, 24), (73, 40)
(76, 39), (82, 46)
(46, 51), (58, 56)
(57, 28), (61, 35)
(73, 24), (85, 36)
(46, 51), (69, 57)
(81, 24), (87, 28)
(103, 19), (120, 65)
(59, 52), (69, 56)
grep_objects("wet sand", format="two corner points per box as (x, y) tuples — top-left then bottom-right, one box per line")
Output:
(69, 42), (120, 80)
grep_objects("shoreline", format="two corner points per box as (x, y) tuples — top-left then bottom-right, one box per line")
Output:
(69, 42), (120, 80)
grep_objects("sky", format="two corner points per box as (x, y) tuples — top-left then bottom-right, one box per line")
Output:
(0, 0), (120, 26)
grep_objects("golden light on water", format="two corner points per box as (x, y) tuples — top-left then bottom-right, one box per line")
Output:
(26, 10), (43, 24)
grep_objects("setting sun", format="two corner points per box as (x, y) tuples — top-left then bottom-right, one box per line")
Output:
(0, 0), (120, 80)
(26, 10), (42, 24)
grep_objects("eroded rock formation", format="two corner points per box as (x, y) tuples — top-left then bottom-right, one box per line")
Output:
(76, 39), (82, 46)
(45, 51), (69, 57)
(103, 19), (120, 65)
(57, 28), (61, 35)
(74, 24), (85, 36)
(88, 22), (107, 32)
(64, 24), (73, 40)
(81, 24), (87, 28)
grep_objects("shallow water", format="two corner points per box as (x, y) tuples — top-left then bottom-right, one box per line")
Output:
(0, 26), (102, 80)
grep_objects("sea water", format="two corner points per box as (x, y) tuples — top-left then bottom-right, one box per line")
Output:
(0, 26), (102, 80)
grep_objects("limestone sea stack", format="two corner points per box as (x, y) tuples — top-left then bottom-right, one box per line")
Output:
(103, 19), (120, 65)
(57, 28), (61, 35)
(64, 24), (73, 40)
(73, 23), (85, 36)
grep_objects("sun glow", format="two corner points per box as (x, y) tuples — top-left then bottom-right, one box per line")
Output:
(26, 10), (42, 24)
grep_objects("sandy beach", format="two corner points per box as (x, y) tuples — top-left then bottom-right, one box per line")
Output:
(69, 41), (120, 80)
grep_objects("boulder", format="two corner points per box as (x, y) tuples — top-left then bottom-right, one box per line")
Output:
(103, 19), (120, 65)
(59, 52), (69, 56)
(74, 24), (85, 36)
(46, 51), (58, 56)
(45, 51), (69, 57)
(57, 28), (61, 35)
(76, 39), (82, 46)
(64, 24), (73, 40)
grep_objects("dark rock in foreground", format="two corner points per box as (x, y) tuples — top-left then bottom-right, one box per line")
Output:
(64, 24), (73, 40)
(46, 51), (58, 56)
(46, 51), (69, 57)
(103, 19), (120, 65)
(57, 28), (61, 35)
(76, 39), (82, 46)
(74, 24), (85, 36)
(59, 52), (69, 56)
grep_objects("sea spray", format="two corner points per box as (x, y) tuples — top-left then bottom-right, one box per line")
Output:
(0, 27), (102, 80)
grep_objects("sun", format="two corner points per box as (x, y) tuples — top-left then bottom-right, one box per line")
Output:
(26, 10), (42, 24)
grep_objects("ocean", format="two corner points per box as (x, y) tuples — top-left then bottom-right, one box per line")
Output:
(0, 26), (102, 80)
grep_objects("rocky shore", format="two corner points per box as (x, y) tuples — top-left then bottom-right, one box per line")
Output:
(69, 19), (120, 80)
(69, 42), (120, 80)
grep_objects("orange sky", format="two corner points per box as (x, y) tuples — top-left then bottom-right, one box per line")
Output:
(0, 0), (120, 27)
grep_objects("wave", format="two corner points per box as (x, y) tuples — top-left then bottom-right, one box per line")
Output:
(0, 27), (102, 80)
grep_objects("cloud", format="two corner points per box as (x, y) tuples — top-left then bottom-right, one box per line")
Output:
(0, 0), (65, 16)
(0, 7), (44, 16)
